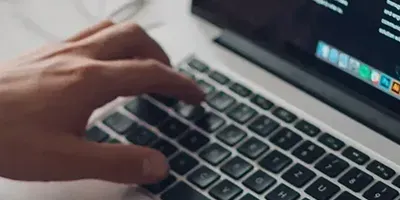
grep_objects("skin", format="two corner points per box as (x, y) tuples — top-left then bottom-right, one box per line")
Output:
(0, 20), (204, 185)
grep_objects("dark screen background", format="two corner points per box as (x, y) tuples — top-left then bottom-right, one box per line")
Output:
(193, 0), (400, 79)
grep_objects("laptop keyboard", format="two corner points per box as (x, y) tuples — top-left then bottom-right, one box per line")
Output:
(86, 57), (400, 200)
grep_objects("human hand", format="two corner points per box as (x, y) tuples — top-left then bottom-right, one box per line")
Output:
(0, 21), (204, 184)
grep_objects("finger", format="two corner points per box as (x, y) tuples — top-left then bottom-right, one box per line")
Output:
(65, 20), (115, 42)
(82, 59), (204, 106)
(76, 22), (170, 65)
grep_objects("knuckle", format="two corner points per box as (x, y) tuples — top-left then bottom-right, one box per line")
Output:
(144, 59), (164, 70)
(122, 22), (145, 35)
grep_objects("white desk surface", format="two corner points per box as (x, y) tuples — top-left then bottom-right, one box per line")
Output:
(0, 0), (190, 199)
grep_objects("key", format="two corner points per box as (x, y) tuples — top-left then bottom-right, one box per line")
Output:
(209, 71), (230, 85)
(103, 112), (137, 135)
(243, 170), (276, 194)
(270, 128), (302, 150)
(217, 125), (247, 146)
(126, 127), (158, 146)
(342, 147), (370, 165)
(221, 157), (253, 179)
(367, 160), (395, 180)
(248, 115), (280, 137)
(305, 177), (340, 200)
(230, 83), (252, 97)
(179, 68), (196, 79)
(272, 108), (297, 123)
(251, 94), (274, 110)
(282, 163), (316, 188)
(174, 103), (205, 121)
(158, 117), (188, 138)
(266, 184), (300, 200)
(259, 150), (292, 173)
(107, 138), (120, 144)
(238, 137), (269, 159)
(334, 192), (360, 200)
(209, 180), (242, 200)
(295, 120), (320, 137)
(162, 181), (210, 200)
(195, 112), (226, 133)
(200, 143), (231, 165)
(151, 139), (178, 157)
(179, 130), (210, 152)
(125, 98), (168, 126)
(207, 91), (236, 111)
(339, 168), (374, 192)
(148, 94), (178, 107)
(392, 176), (400, 189)
(86, 126), (109, 142)
(315, 154), (349, 178)
(240, 194), (258, 200)
(363, 182), (399, 200)
(227, 103), (257, 124)
(197, 79), (216, 95)
(143, 174), (176, 194)
(188, 58), (209, 72)
(188, 166), (220, 189)
(170, 152), (199, 175)
(292, 141), (325, 164)
(318, 133), (345, 151)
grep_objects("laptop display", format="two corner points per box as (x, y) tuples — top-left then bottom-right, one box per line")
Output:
(192, 0), (400, 114)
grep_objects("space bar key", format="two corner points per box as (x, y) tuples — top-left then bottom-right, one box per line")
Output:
(161, 182), (210, 200)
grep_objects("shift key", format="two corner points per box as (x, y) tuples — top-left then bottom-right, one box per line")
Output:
(161, 182), (210, 200)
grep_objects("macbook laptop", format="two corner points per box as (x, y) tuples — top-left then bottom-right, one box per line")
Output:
(20, 0), (400, 200)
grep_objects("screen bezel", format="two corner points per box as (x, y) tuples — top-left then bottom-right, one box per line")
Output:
(191, 0), (400, 116)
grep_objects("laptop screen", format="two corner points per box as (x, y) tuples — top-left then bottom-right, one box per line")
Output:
(192, 0), (400, 113)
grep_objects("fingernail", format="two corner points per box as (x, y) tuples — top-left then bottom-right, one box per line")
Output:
(142, 153), (169, 178)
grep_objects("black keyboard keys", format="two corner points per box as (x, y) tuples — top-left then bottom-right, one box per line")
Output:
(143, 174), (176, 194)
(179, 130), (210, 152)
(103, 112), (137, 135)
(174, 103), (205, 121)
(339, 168), (373, 192)
(209, 180), (242, 200)
(293, 141), (325, 164)
(126, 127), (157, 146)
(209, 71), (230, 85)
(188, 58), (209, 73)
(195, 112), (226, 133)
(273, 107), (297, 123)
(230, 83), (252, 97)
(217, 125), (247, 146)
(282, 164), (316, 188)
(125, 98), (168, 126)
(240, 194), (258, 200)
(270, 128), (302, 150)
(393, 176), (400, 189)
(318, 133), (345, 151)
(197, 79), (215, 95)
(188, 166), (220, 189)
(149, 94), (177, 107)
(221, 157), (253, 179)
(266, 184), (300, 200)
(238, 137), (269, 159)
(335, 192), (360, 200)
(86, 126), (109, 142)
(363, 182), (399, 200)
(367, 160), (395, 180)
(200, 143), (231, 165)
(170, 152), (199, 175)
(162, 182), (210, 200)
(342, 147), (370, 165)
(207, 91), (236, 111)
(315, 154), (349, 178)
(159, 117), (188, 138)
(251, 94), (274, 110)
(151, 139), (177, 157)
(295, 120), (320, 137)
(248, 115), (280, 137)
(227, 103), (257, 124)
(259, 150), (292, 173)
(305, 177), (340, 200)
(243, 170), (276, 194)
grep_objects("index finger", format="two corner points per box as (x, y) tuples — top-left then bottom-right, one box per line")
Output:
(76, 22), (170, 65)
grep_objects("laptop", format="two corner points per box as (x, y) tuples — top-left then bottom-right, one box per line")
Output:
(12, 0), (400, 199)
